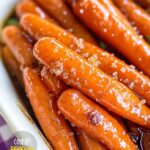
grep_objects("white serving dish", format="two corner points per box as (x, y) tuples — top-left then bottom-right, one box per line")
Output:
(0, 1), (52, 149)
(0, 0), (17, 41)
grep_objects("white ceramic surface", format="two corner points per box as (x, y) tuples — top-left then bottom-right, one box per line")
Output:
(0, 0), (18, 41)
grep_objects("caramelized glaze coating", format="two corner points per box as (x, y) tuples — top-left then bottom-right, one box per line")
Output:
(113, 0), (150, 37)
(20, 14), (150, 105)
(33, 37), (150, 128)
(67, 0), (150, 76)
(58, 89), (137, 150)
(23, 68), (78, 150)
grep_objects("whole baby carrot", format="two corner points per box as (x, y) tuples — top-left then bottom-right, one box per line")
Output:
(41, 67), (67, 97)
(2, 26), (36, 68)
(67, 0), (150, 76)
(113, 0), (150, 37)
(75, 128), (108, 150)
(1, 46), (23, 86)
(20, 14), (150, 105)
(23, 68), (79, 150)
(33, 0), (96, 44)
(57, 89), (137, 150)
(16, 0), (57, 24)
(33, 37), (150, 128)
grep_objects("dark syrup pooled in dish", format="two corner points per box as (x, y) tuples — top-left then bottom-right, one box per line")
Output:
(126, 121), (150, 150)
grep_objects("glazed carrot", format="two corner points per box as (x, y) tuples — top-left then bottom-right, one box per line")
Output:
(33, 37), (150, 128)
(75, 128), (108, 150)
(41, 67), (67, 97)
(16, 0), (57, 24)
(20, 14), (150, 105)
(113, 0), (150, 37)
(2, 26), (36, 68)
(34, 0), (96, 44)
(23, 68), (78, 150)
(57, 89), (137, 150)
(1, 46), (23, 86)
(67, 0), (150, 76)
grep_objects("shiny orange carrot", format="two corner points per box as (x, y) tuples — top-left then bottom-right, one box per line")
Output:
(23, 68), (78, 150)
(67, 0), (150, 76)
(41, 67), (67, 97)
(67, 0), (130, 27)
(113, 0), (150, 37)
(20, 14), (150, 105)
(1, 46), (23, 85)
(16, 0), (57, 23)
(34, 0), (96, 44)
(75, 128), (108, 150)
(58, 89), (137, 150)
(33, 37), (150, 128)
(2, 26), (36, 68)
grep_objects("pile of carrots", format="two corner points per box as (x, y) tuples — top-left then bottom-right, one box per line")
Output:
(1, 0), (150, 149)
